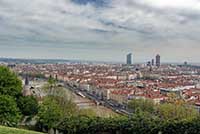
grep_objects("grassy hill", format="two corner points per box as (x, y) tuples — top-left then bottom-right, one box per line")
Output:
(0, 125), (44, 134)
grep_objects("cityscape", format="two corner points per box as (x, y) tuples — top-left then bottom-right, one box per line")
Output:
(7, 54), (200, 112)
(1, 0), (200, 134)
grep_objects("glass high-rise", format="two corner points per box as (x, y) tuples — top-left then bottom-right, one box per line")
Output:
(156, 54), (160, 67)
(126, 53), (132, 65)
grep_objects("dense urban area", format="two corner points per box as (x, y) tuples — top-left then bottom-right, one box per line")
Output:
(11, 55), (200, 112)
(1, 55), (200, 134)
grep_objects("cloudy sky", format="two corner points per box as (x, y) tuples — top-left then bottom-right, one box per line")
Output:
(0, 0), (200, 63)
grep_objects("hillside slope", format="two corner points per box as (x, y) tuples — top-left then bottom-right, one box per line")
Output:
(0, 125), (44, 134)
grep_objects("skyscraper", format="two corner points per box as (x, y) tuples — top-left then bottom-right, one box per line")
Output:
(151, 59), (154, 66)
(156, 54), (160, 67)
(126, 53), (132, 65)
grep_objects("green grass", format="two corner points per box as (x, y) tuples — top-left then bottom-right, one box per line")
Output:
(0, 125), (44, 134)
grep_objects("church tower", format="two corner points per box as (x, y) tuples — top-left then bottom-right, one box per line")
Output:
(22, 75), (32, 96)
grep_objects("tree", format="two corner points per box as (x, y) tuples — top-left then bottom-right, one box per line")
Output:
(128, 98), (155, 114)
(50, 95), (78, 116)
(0, 66), (22, 127)
(0, 66), (22, 98)
(38, 97), (62, 134)
(43, 76), (62, 96)
(129, 109), (162, 134)
(42, 79), (78, 117)
(0, 95), (21, 127)
(17, 96), (39, 116)
(156, 103), (198, 121)
(48, 75), (56, 87)
(166, 93), (185, 105)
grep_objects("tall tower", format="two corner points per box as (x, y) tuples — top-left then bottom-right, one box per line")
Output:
(156, 54), (160, 67)
(126, 53), (132, 65)
(151, 59), (154, 66)
(22, 75), (32, 96)
(25, 75), (29, 86)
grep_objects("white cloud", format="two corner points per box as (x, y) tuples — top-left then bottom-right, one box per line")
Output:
(139, 0), (200, 10)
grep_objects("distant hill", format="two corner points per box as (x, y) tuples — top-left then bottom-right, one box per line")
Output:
(0, 125), (44, 134)
(0, 57), (117, 64)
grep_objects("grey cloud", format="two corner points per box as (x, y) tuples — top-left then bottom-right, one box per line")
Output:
(0, 0), (200, 62)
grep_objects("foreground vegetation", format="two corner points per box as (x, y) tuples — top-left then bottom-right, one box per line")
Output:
(0, 125), (43, 134)
(53, 112), (200, 134)
(0, 66), (39, 127)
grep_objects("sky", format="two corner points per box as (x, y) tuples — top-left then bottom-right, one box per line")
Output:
(0, 0), (200, 63)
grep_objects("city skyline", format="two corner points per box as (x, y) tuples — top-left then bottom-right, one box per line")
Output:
(1, 0), (200, 62)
